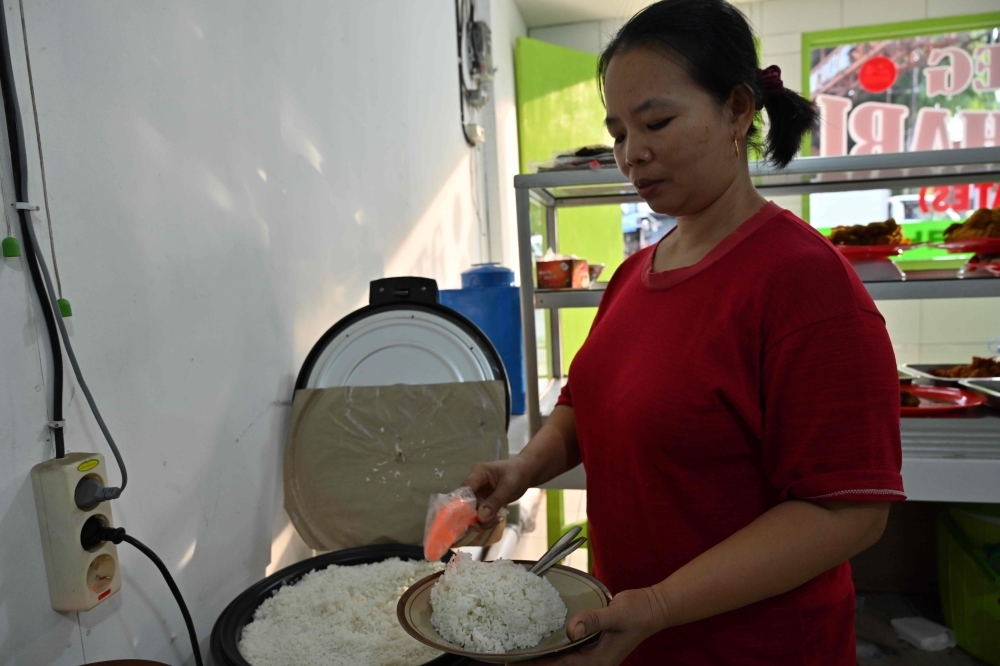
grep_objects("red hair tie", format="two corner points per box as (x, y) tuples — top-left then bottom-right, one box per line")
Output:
(757, 65), (785, 103)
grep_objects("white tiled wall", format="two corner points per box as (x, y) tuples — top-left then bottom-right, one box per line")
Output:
(527, 18), (625, 54)
(876, 298), (1000, 364)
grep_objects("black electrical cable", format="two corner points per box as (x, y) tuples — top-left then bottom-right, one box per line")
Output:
(454, 0), (476, 147)
(20, 197), (127, 497)
(89, 525), (204, 666)
(0, 2), (64, 459)
(0, 5), (127, 492)
(122, 535), (203, 666)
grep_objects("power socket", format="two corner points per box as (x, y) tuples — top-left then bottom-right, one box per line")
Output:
(31, 452), (121, 611)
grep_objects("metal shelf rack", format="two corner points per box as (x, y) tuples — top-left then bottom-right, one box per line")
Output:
(515, 147), (1000, 434)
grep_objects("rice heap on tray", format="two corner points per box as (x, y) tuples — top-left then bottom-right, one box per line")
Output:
(430, 553), (568, 653)
(239, 558), (443, 666)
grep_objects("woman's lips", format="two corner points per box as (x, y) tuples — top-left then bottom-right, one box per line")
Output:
(633, 178), (664, 198)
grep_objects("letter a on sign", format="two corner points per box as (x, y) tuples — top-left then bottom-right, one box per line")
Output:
(848, 102), (910, 154)
(911, 108), (952, 151)
(957, 110), (1000, 148)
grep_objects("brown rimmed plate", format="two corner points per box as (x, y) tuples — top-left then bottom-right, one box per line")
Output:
(397, 560), (611, 664)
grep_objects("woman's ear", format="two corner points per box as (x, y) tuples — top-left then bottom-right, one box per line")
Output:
(726, 84), (757, 136)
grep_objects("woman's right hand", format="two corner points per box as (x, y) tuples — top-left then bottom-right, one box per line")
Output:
(462, 456), (535, 524)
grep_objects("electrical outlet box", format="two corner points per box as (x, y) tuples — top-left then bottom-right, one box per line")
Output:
(31, 452), (121, 611)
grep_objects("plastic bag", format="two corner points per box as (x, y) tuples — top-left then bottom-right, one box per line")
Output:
(423, 487), (508, 561)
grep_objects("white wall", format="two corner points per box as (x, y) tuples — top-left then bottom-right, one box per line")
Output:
(528, 19), (623, 55)
(0, 1), (525, 664)
(527, 0), (1000, 366)
(485, 0), (529, 282)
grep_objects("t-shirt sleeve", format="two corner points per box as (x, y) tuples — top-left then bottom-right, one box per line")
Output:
(556, 382), (573, 408)
(761, 308), (905, 503)
(555, 254), (636, 410)
(556, 255), (638, 407)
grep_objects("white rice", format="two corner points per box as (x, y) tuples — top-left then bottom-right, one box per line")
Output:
(239, 558), (443, 666)
(429, 554), (567, 653)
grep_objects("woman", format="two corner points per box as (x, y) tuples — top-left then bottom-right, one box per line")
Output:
(463, 1), (904, 664)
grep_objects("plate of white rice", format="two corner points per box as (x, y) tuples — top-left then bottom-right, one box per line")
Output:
(396, 554), (612, 664)
(211, 545), (465, 666)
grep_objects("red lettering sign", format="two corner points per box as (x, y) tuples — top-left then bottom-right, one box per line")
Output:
(919, 183), (998, 213)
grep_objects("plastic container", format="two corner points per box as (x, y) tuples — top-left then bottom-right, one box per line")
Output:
(890, 617), (956, 651)
(440, 265), (526, 415)
(211, 544), (467, 666)
(460, 263), (515, 289)
(937, 503), (1000, 665)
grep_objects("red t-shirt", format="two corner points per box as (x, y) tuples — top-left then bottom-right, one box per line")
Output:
(557, 202), (904, 665)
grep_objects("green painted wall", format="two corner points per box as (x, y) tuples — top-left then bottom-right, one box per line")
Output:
(514, 37), (624, 374)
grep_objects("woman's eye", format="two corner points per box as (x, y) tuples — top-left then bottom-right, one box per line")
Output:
(612, 134), (625, 145)
(648, 118), (672, 131)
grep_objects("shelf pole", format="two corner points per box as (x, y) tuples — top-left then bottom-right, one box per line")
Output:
(546, 205), (563, 380)
(516, 187), (543, 435)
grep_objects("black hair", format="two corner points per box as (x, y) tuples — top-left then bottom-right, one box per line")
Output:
(598, 0), (818, 168)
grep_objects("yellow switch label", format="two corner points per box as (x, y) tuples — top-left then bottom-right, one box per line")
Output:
(77, 459), (99, 472)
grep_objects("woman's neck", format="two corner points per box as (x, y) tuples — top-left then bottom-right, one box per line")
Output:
(651, 175), (767, 273)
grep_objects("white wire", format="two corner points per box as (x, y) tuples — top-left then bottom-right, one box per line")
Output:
(18, 0), (62, 297)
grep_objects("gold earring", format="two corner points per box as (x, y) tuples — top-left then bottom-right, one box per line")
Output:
(734, 138), (740, 158)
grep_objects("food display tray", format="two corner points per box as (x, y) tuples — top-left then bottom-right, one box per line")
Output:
(900, 364), (1000, 388)
(959, 379), (1000, 411)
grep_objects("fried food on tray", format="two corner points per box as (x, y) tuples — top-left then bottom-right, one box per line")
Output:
(830, 218), (910, 246)
(929, 357), (1000, 378)
(901, 390), (920, 408)
(943, 207), (1000, 241)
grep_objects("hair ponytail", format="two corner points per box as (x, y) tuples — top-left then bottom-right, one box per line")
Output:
(599, 0), (819, 168)
(761, 87), (819, 168)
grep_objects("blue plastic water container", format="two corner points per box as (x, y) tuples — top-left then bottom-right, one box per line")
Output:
(440, 264), (526, 415)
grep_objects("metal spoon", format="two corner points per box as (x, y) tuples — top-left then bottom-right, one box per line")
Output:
(531, 537), (587, 576)
(529, 525), (582, 574)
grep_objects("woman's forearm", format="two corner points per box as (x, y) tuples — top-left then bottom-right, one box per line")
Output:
(516, 405), (580, 488)
(645, 501), (890, 631)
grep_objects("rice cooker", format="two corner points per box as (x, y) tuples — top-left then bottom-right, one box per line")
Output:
(211, 276), (510, 666)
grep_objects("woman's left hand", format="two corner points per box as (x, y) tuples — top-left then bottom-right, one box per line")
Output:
(530, 587), (666, 666)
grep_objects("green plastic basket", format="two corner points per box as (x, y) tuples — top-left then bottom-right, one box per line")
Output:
(938, 503), (1000, 666)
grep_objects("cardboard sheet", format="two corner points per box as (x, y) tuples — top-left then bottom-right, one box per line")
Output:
(284, 381), (508, 551)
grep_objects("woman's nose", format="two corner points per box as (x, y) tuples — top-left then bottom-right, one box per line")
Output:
(623, 137), (652, 167)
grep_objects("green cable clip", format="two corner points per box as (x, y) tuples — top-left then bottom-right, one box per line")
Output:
(2, 236), (20, 258)
(57, 298), (72, 318)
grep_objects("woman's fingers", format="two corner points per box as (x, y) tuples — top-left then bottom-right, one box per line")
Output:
(462, 462), (497, 496)
(567, 605), (612, 641)
(463, 460), (527, 522)
(477, 483), (507, 522)
(527, 591), (655, 666)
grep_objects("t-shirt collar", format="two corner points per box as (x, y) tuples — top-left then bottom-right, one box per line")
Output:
(641, 201), (782, 291)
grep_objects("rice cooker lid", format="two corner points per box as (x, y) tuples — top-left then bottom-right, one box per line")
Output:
(294, 277), (511, 425)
